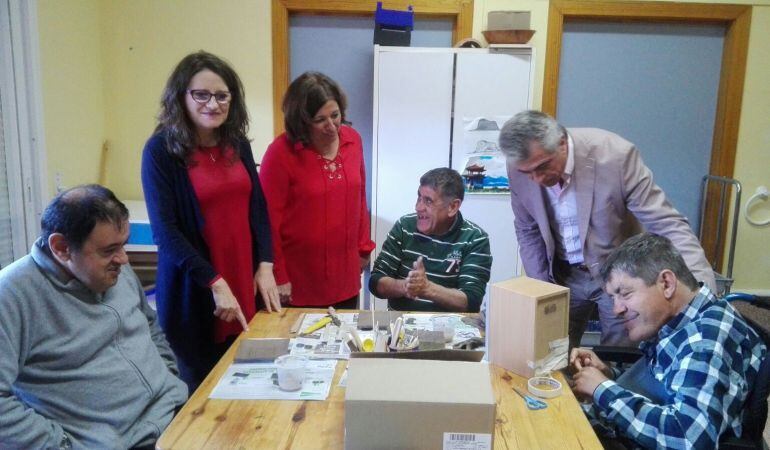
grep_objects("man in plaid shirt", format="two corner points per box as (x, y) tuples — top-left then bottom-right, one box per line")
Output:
(571, 233), (766, 448)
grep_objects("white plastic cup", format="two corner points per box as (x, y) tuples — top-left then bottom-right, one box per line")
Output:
(431, 316), (456, 343)
(275, 355), (307, 391)
(374, 330), (388, 352)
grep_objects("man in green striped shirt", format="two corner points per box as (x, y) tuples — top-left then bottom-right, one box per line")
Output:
(369, 168), (492, 312)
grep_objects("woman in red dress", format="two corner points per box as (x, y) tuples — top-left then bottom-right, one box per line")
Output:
(141, 51), (280, 390)
(260, 72), (375, 308)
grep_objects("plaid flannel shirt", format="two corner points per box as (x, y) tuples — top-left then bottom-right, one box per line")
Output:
(590, 285), (766, 449)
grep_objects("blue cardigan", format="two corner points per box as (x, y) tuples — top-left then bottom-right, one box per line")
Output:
(140, 132), (272, 375)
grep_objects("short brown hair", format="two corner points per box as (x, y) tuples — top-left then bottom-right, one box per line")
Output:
(282, 72), (347, 145)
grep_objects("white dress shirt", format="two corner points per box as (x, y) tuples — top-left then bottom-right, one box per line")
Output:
(544, 134), (584, 264)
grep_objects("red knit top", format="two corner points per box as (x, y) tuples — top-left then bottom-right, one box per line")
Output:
(260, 126), (375, 306)
(187, 145), (255, 342)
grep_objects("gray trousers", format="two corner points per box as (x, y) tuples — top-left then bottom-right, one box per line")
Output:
(552, 259), (634, 349)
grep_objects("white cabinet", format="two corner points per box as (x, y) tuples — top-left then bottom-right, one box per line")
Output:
(372, 45), (535, 289)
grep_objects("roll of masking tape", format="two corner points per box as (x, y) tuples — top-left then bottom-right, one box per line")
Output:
(527, 376), (563, 399)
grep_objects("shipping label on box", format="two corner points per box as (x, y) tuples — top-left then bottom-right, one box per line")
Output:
(443, 432), (492, 449)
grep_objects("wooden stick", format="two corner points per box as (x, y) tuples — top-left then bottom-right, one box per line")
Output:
(289, 312), (305, 334)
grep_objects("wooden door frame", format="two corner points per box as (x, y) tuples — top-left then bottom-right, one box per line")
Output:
(271, 0), (474, 137)
(542, 0), (752, 270)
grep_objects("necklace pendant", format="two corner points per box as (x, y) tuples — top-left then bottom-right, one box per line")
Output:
(209, 152), (216, 162)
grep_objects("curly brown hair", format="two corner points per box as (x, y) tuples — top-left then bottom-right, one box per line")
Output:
(155, 51), (248, 164)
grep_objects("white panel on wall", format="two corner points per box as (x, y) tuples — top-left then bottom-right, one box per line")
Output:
(372, 49), (454, 254)
(451, 48), (534, 283)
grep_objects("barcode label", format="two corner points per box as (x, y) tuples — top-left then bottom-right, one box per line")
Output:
(450, 434), (475, 441)
(443, 432), (491, 450)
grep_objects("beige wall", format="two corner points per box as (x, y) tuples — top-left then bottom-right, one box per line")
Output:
(38, 0), (274, 200)
(730, 6), (770, 293)
(37, 0), (105, 194)
(36, 0), (769, 291)
(98, 0), (273, 199)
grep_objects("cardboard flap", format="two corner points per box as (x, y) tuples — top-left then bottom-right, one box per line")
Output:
(357, 311), (403, 330)
(346, 358), (495, 404)
(350, 349), (485, 362)
(234, 338), (290, 362)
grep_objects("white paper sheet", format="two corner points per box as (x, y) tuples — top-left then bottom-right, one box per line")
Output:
(402, 313), (482, 345)
(291, 313), (360, 359)
(209, 360), (337, 401)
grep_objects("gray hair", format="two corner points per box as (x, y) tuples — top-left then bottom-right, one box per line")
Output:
(599, 233), (699, 291)
(420, 167), (464, 202)
(498, 110), (566, 162)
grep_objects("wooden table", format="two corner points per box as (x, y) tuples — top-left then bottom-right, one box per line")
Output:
(157, 308), (602, 449)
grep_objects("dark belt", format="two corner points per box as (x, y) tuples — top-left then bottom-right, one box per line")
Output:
(557, 259), (590, 272)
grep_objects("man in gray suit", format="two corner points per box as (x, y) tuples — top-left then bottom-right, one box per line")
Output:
(499, 110), (715, 348)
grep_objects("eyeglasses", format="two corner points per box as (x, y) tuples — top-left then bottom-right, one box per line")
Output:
(519, 155), (556, 174)
(187, 90), (232, 105)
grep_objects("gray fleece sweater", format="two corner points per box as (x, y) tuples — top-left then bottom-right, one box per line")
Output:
(0, 240), (188, 449)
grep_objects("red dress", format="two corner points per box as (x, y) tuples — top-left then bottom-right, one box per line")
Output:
(188, 146), (255, 342)
(260, 125), (375, 306)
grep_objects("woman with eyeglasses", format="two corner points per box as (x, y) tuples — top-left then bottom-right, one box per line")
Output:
(141, 51), (279, 391)
(260, 72), (375, 309)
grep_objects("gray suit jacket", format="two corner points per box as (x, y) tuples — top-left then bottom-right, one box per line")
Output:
(507, 128), (716, 291)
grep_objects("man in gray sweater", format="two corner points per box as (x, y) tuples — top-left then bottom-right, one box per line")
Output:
(0, 185), (187, 449)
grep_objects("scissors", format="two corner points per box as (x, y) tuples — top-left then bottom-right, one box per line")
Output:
(513, 387), (547, 410)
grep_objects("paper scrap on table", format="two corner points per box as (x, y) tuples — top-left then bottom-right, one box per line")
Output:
(402, 314), (481, 345)
(209, 360), (337, 401)
(290, 336), (351, 360)
(292, 313), (359, 360)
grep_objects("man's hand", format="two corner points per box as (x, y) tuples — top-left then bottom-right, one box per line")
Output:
(572, 366), (609, 401)
(254, 262), (281, 313)
(405, 256), (430, 299)
(569, 347), (612, 378)
(211, 278), (249, 331)
(277, 282), (292, 305)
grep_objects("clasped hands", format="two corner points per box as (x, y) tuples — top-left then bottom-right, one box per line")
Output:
(404, 256), (431, 299)
(569, 347), (613, 402)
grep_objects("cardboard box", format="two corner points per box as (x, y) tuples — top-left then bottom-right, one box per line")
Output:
(349, 348), (485, 362)
(356, 310), (403, 330)
(487, 276), (569, 378)
(487, 11), (531, 30)
(345, 358), (495, 450)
